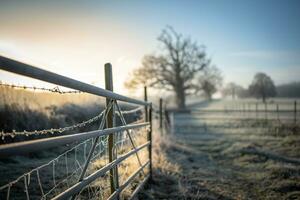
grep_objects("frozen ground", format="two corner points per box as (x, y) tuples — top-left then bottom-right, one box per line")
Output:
(140, 100), (300, 200)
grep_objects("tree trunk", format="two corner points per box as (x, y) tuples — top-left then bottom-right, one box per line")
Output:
(208, 94), (212, 101)
(174, 71), (186, 109)
(175, 88), (186, 109)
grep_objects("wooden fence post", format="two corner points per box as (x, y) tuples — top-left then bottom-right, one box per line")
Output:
(265, 103), (267, 120)
(144, 86), (148, 122)
(159, 98), (163, 129)
(295, 101), (297, 124)
(105, 63), (119, 196)
(248, 103), (250, 117)
(277, 104), (279, 121)
(144, 86), (152, 180)
(256, 103), (258, 120)
(149, 104), (153, 180)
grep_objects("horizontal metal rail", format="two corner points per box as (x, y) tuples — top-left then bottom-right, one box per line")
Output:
(174, 117), (297, 120)
(0, 55), (150, 106)
(174, 125), (295, 130)
(0, 122), (149, 157)
(108, 161), (150, 200)
(190, 109), (297, 113)
(52, 142), (150, 200)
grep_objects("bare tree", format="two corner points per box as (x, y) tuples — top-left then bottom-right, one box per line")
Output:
(221, 82), (247, 99)
(198, 65), (222, 100)
(249, 72), (276, 102)
(124, 61), (155, 90)
(125, 26), (210, 108)
(222, 82), (237, 99)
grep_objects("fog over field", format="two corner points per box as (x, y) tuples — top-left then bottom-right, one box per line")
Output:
(1, 1), (300, 199)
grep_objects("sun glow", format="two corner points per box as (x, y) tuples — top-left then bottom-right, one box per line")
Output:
(0, 6), (150, 96)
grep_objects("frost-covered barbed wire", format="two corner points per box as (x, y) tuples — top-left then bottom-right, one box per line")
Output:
(0, 121), (146, 200)
(0, 99), (148, 199)
(0, 106), (144, 140)
(115, 106), (144, 115)
(0, 109), (106, 140)
(0, 83), (82, 94)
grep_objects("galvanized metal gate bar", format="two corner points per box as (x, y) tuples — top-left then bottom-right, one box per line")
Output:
(52, 142), (150, 200)
(0, 56), (150, 106)
(107, 161), (150, 200)
(0, 123), (149, 157)
(115, 100), (146, 175)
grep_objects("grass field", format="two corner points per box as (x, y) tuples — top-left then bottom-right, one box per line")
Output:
(1, 88), (300, 199)
(140, 99), (300, 199)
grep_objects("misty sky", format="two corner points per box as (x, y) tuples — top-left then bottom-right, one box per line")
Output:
(0, 0), (300, 95)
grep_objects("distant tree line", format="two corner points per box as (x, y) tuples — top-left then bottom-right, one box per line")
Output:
(276, 82), (300, 97)
(222, 73), (300, 102)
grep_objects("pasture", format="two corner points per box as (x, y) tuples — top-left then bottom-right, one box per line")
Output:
(140, 99), (300, 199)
(1, 78), (300, 200)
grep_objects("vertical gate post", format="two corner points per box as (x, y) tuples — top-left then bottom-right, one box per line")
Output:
(144, 86), (152, 180)
(159, 98), (163, 129)
(105, 63), (119, 196)
(144, 86), (148, 121)
(149, 104), (153, 180)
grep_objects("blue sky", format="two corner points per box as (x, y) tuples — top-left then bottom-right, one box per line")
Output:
(0, 0), (299, 94)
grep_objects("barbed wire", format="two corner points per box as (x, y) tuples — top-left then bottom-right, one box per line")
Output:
(0, 118), (146, 199)
(115, 106), (144, 115)
(0, 83), (82, 94)
(0, 99), (148, 199)
(0, 103), (110, 197)
(0, 104), (147, 140)
(0, 109), (106, 140)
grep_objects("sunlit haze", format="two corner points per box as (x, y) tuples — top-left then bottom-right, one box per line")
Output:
(1, 0), (300, 95)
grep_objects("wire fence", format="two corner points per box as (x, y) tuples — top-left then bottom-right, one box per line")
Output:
(0, 105), (144, 140)
(0, 123), (148, 199)
(0, 83), (82, 94)
(168, 101), (299, 136)
(0, 55), (153, 200)
(0, 110), (106, 140)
